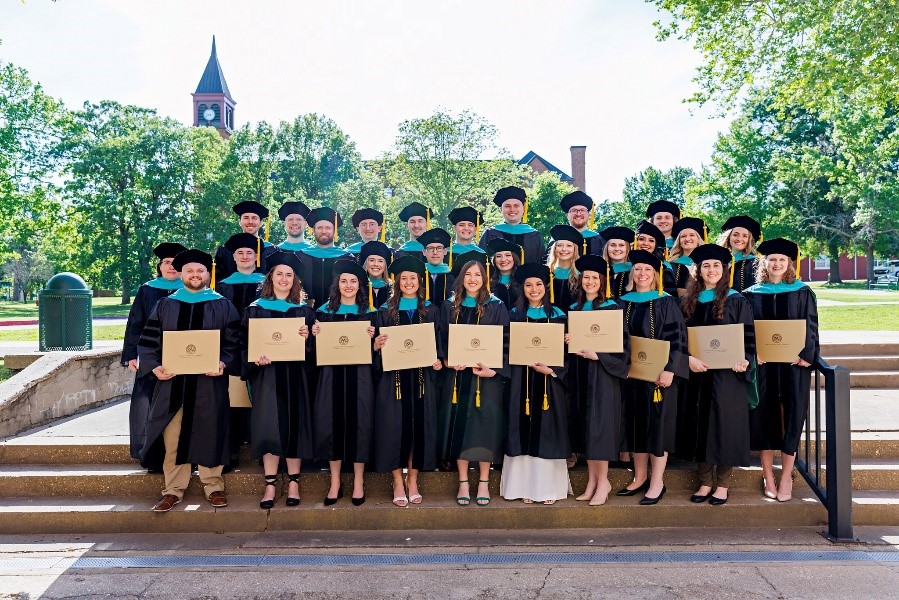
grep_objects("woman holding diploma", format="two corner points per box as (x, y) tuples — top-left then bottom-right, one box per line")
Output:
(743, 238), (819, 502)
(372, 256), (443, 506)
(242, 253), (315, 508)
(486, 238), (522, 310)
(311, 259), (376, 506)
(599, 227), (635, 300)
(717, 216), (762, 293)
(438, 259), (510, 506)
(501, 263), (571, 504)
(677, 244), (754, 506)
(565, 255), (630, 506)
(545, 225), (582, 313)
(360, 241), (393, 310)
(669, 217), (706, 296)
(618, 250), (688, 505)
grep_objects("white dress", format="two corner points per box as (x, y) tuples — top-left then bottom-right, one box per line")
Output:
(500, 455), (572, 501)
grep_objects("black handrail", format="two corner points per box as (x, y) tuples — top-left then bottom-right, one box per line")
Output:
(795, 358), (854, 542)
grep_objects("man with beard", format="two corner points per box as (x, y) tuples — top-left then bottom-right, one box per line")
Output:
(478, 186), (545, 264)
(297, 206), (352, 308)
(346, 208), (385, 256)
(138, 249), (241, 512)
(213, 201), (278, 280)
(558, 191), (605, 256)
(277, 200), (312, 254)
(394, 201), (431, 261)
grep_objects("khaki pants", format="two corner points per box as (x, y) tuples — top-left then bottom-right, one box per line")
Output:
(162, 407), (224, 500)
(698, 462), (733, 488)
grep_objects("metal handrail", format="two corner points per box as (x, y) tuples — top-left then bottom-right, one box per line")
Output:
(795, 357), (854, 542)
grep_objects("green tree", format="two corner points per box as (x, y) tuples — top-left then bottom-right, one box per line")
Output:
(595, 166), (695, 230)
(524, 171), (578, 239)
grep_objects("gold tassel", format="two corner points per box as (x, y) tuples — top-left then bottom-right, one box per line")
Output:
(583, 240), (587, 255)
(664, 247), (669, 262)
(759, 233), (764, 243)
(605, 262), (612, 299)
(452, 372), (458, 404)
(519, 248), (524, 264)
(486, 261), (491, 292)
(334, 214), (339, 243)
(211, 260), (216, 289)
(589, 206), (595, 230)
(525, 366), (530, 416)
(549, 272), (555, 303)
(797, 248), (801, 279)
(522, 198), (528, 223)
(368, 281), (375, 311)
(476, 213), (480, 240)
(395, 374), (401, 400)
(256, 237), (261, 267)
(449, 246), (453, 269)
(380, 225), (386, 243)
(543, 375), (549, 411)
(729, 260), (735, 288)
(703, 224), (708, 243)
(658, 265), (664, 296)
(425, 271), (430, 299)
(265, 215), (271, 242)
(476, 378), (481, 408)
(426, 208), (431, 230)
(653, 386), (662, 403)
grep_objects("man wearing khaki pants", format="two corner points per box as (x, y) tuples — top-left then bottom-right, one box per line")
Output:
(137, 249), (241, 512)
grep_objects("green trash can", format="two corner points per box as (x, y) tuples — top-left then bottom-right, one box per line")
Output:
(38, 272), (93, 351)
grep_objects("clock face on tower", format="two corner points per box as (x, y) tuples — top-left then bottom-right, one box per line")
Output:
(203, 108), (216, 122)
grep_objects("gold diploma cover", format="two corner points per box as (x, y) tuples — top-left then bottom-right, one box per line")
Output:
(628, 336), (671, 382)
(247, 317), (306, 362)
(447, 324), (504, 369)
(755, 319), (807, 363)
(228, 375), (252, 408)
(161, 330), (220, 375)
(379, 323), (438, 371)
(315, 320), (373, 366)
(508, 322), (565, 367)
(687, 324), (745, 369)
(567, 310), (624, 353)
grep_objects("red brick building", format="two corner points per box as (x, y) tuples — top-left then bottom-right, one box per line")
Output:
(518, 146), (587, 192)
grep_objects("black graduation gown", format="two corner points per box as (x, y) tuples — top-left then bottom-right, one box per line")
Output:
(313, 310), (375, 463)
(671, 259), (694, 292)
(583, 233), (606, 257)
(566, 301), (631, 460)
(743, 285), (819, 455)
(479, 227), (546, 266)
(620, 293), (688, 456)
(216, 276), (263, 320)
(137, 295), (241, 470)
(213, 241), (278, 282)
(370, 282), (391, 310)
(731, 258), (758, 293)
(297, 248), (353, 310)
(675, 293), (754, 467)
(426, 271), (455, 308)
(437, 298), (510, 463)
(122, 282), (178, 459)
(506, 309), (571, 459)
(550, 273), (577, 314)
(371, 305), (440, 472)
(241, 303), (316, 460)
(490, 278), (518, 310)
(608, 268), (630, 300)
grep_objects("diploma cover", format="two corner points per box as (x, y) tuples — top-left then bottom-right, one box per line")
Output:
(315, 320), (373, 366)
(228, 375), (252, 408)
(567, 310), (624, 353)
(379, 323), (438, 371)
(628, 336), (670, 382)
(508, 322), (565, 366)
(687, 324), (745, 369)
(162, 330), (219, 375)
(754, 319), (807, 363)
(447, 324), (504, 369)
(247, 317), (306, 362)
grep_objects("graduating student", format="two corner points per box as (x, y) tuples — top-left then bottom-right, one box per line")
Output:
(437, 259), (511, 506)
(617, 250), (688, 505)
(372, 256), (443, 506)
(743, 238), (819, 502)
(137, 249), (241, 512)
(215, 233), (266, 319)
(123, 242), (186, 463)
(311, 260), (377, 506)
(669, 217), (707, 295)
(297, 207), (352, 309)
(645, 200), (681, 250)
(394, 201), (432, 261)
(565, 254), (630, 506)
(417, 227), (455, 307)
(346, 208), (385, 256)
(635, 221), (677, 296)
(359, 240), (394, 310)
(241, 253), (315, 509)
(276, 201), (312, 254)
(477, 186), (545, 264)
(599, 226), (635, 299)
(501, 263), (571, 505)
(718, 215), (762, 293)
(214, 201), (278, 280)
(559, 190), (605, 256)
(677, 244), (754, 506)
(486, 238), (522, 310)
(448, 206), (486, 262)
(546, 225), (582, 313)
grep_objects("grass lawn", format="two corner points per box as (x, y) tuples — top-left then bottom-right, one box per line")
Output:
(0, 324), (126, 343)
(818, 304), (899, 330)
(0, 297), (132, 320)
(0, 359), (13, 383)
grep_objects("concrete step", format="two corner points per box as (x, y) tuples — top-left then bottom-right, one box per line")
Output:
(799, 431), (899, 459)
(848, 371), (899, 388)
(821, 342), (899, 357)
(825, 356), (899, 371)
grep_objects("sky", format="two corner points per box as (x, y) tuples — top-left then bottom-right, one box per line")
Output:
(1, 0), (729, 203)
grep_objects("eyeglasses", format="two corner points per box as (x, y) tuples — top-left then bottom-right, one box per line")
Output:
(568, 208), (589, 215)
(424, 246), (445, 252)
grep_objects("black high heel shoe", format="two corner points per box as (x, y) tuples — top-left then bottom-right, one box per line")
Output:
(285, 473), (301, 507)
(324, 485), (343, 506)
(615, 480), (649, 497)
(351, 492), (366, 506)
(639, 485), (667, 505)
(259, 475), (279, 510)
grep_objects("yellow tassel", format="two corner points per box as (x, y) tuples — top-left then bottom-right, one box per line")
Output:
(703, 224), (708, 243)
(307, 226), (313, 237)
(265, 215), (271, 242)
(426, 208), (431, 230)
(380, 225), (386, 243)
(543, 375), (549, 411)
(658, 266), (664, 296)
(583, 240), (587, 255)
(522, 198), (528, 223)
(525, 366), (530, 416)
(256, 237), (261, 267)
(476, 213), (480, 240)
(664, 247), (669, 262)
(519, 248), (524, 263)
(632, 239), (637, 250)
(589, 206), (595, 230)
(396, 379), (401, 400)
(797, 248), (801, 279)
(605, 262), (611, 298)
(449, 247), (453, 269)
(334, 214), (339, 243)
(486, 261), (491, 292)
(729, 260), (735, 288)
(653, 386), (662, 403)
(452, 373), (458, 404)
(525, 396), (530, 416)
(211, 260), (216, 289)
(759, 233), (764, 243)
(550, 272), (555, 303)
(368, 281), (374, 311)
(476, 378), (481, 408)
(425, 271), (430, 299)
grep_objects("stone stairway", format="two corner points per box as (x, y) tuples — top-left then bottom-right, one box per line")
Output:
(822, 342), (899, 389)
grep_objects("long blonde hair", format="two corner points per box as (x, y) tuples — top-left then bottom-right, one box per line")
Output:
(625, 269), (661, 293)
(545, 241), (580, 292)
(757, 257), (797, 284)
(717, 229), (757, 256)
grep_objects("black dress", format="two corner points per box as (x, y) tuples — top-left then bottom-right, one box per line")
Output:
(122, 279), (180, 459)
(371, 303), (440, 472)
(619, 292), (688, 456)
(566, 300), (630, 461)
(675, 292), (754, 467)
(242, 300), (316, 461)
(313, 307), (375, 463)
(743, 282), (819, 455)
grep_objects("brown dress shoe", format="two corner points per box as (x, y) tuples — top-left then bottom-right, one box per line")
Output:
(208, 491), (228, 508)
(152, 494), (181, 512)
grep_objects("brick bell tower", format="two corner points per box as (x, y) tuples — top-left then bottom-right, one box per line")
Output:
(192, 36), (235, 139)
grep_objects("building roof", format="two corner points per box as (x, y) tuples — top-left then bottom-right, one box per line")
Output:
(194, 36), (232, 98)
(518, 151), (573, 181)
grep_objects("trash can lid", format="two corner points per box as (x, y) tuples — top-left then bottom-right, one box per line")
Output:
(45, 272), (90, 291)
